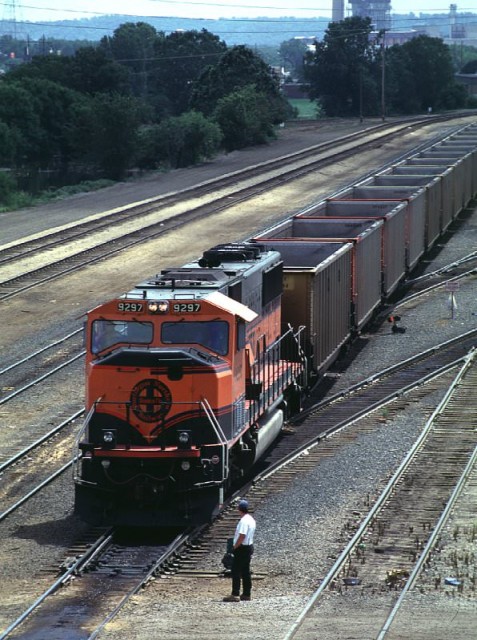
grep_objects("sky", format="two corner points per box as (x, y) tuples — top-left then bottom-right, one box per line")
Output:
(4, 0), (476, 24)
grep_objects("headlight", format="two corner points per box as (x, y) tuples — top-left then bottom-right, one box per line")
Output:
(178, 430), (191, 449)
(181, 461), (191, 471)
(102, 429), (116, 448)
(148, 300), (169, 314)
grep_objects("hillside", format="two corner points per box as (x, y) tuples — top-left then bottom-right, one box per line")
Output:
(3, 15), (330, 48)
(4, 12), (477, 48)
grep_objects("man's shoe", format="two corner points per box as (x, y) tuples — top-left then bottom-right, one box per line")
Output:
(223, 595), (240, 602)
(240, 595), (251, 601)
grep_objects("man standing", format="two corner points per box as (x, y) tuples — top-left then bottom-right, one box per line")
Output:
(223, 499), (256, 602)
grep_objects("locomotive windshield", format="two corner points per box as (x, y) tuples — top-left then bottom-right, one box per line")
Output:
(92, 320), (153, 354)
(161, 320), (229, 355)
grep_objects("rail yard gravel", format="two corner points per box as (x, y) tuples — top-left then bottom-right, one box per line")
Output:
(94, 211), (477, 638)
(1, 119), (476, 639)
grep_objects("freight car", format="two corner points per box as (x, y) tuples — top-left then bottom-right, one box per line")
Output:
(74, 122), (477, 527)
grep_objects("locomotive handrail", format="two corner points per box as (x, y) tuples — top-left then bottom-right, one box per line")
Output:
(200, 397), (229, 485)
(72, 399), (100, 482)
(74, 396), (230, 490)
(247, 325), (308, 424)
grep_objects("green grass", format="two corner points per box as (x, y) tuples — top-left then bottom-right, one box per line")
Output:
(0, 178), (116, 212)
(288, 98), (318, 119)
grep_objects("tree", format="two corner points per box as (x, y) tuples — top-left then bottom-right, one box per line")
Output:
(0, 170), (17, 207)
(137, 111), (222, 169)
(99, 22), (160, 99)
(460, 59), (477, 74)
(449, 44), (477, 72)
(304, 17), (380, 117)
(0, 121), (16, 167)
(386, 35), (466, 113)
(83, 94), (144, 180)
(190, 45), (289, 124)
(0, 82), (44, 166)
(67, 47), (130, 95)
(279, 38), (308, 81)
(7, 48), (129, 96)
(150, 29), (227, 117)
(10, 78), (85, 169)
(384, 45), (421, 114)
(6, 54), (73, 87)
(214, 85), (276, 151)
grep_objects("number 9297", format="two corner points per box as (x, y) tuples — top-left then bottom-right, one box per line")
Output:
(173, 303), (201, 313)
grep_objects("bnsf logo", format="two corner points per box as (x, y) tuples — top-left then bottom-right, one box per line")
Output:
(130, 379), (172, 423)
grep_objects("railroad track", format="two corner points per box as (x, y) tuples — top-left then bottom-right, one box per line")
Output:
(282, 348), (477, 640)
(1, 116), (474, 640)
(0, 283), (475, 523)
(0, 528), (190, 640)
(113, 332), (476, 578)
(0, 335), (474, 637)
(0, 116), (466, 302)
(0, 350), (84, 470)
(0, 116), (451, 269)
(258, 328), (477, 471)
(2, 332), (476, 637)
(0, 330), (83, 406)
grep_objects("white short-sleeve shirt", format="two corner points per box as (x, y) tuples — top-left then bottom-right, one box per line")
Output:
(234, 513), (256, 546)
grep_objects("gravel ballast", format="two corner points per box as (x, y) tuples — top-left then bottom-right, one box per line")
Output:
(1, 119), (476, 639)
(94, 214), (477, 637)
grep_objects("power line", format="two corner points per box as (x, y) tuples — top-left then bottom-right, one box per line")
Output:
(1, 1), (477, 19)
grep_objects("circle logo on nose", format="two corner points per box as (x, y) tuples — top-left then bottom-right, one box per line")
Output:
(131, 379), (172, 423)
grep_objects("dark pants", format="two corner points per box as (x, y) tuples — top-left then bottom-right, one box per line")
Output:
(231, 545), (253, 597)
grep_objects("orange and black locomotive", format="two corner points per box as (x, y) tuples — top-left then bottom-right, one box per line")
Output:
(74, 243), (307, 526)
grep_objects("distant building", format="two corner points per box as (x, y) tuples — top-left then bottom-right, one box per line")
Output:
(381, 29), (423, 46)
(412, 5), (477, 47)
(332, 0), (345, 23)
(348, 0), (392, 30)
(281, 84), (309, 99)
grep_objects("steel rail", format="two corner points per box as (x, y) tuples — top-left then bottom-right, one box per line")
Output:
(0, 351), (85, 405)
(259, 353), (466, 486)
(406, 249), (477, 284)
(0, 527), (114, 640)
(0, 329), (82, 376)
(0, 457), (76, 523)
(0, 118), (467, 302)
(282, 349), (476, 640)
(0, 410), (83, 474)
(377, 445), (477, 639)
(87, 531), (192, 640)
(289, 327), (477, 424)
(0, 114), (453, 266)
(396, 267), (477, 307)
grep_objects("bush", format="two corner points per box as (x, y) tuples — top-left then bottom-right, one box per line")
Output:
(0, 171), (16, 207)
(214, 85), (276, 151)
(137, 112), (222, 169)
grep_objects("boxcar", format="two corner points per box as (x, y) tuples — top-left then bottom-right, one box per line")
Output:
(254, 218), (383, 331)
(372, 171), (442, 251)
(334, 184), (426, 272)
(251, 240), (353, 375)
(298, 198), (407, 298)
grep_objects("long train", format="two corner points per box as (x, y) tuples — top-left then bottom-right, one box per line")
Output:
(74, 122), (477, 527)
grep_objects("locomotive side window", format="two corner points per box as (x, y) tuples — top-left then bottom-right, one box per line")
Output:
(161, 321), (229, 356)
(92, 320), (153, 354)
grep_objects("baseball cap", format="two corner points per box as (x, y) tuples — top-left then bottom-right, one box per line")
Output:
(238, 499), (249, 511)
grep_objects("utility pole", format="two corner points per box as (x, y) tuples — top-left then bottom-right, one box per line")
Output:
(359, 67), (363, 123)
(1, 0), (18, 38)
(381, 30), (386, 121)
